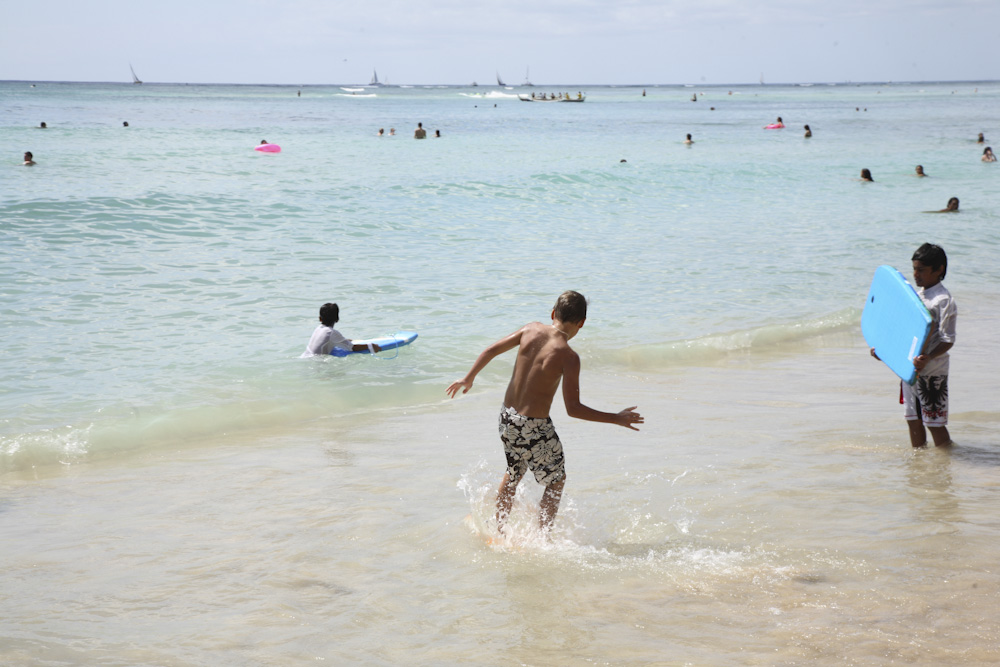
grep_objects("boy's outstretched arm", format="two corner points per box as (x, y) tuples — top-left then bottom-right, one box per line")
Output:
(446, 327), (524, 398)
(561, 352), (644, 430)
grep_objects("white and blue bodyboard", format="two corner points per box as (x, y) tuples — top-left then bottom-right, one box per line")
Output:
(330, 331), (418, 357)
(861, 266), (931, 385)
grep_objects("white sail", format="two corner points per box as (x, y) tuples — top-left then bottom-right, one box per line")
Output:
(523, 66), (533, 87)
(130, 63), (142, 85)
(496, 71), (506, 86)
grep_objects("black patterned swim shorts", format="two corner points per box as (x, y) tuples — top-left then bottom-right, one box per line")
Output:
(498, 405), (566, 485)
(903, 375), (949, 426)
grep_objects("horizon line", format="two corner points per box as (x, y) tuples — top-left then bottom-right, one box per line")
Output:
(4, 78), (998, 88)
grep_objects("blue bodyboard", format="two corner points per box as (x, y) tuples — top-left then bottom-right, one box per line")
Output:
(861, 266), (931, 385)
(330, 331), (418, 357)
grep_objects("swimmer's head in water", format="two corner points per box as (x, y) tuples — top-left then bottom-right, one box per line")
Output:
(553, 290), (588, 325)
(24, 151), (33, 160)
(916, 165), (925, 175)
(946, 197), (959, 211)
(861, 168), (873, 181)
(319, 302), (340, 326)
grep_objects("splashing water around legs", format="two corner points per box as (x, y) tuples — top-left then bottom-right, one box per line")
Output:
(497, 471), (566, 535)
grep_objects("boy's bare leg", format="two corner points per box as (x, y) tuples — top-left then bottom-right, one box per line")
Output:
(539, 480), (565, 532)
(495, 472), (518, 531)
(928, 426), (952, 447)
(907, 420), (927, 447)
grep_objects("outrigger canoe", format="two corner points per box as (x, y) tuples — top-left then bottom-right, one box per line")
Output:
(518, 95), (585, 103)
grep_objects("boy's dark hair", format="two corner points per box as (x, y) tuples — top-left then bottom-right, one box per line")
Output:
(553, 290), (588, 323)
(319, 302), (339, 326)
(912, 243), (947, 279)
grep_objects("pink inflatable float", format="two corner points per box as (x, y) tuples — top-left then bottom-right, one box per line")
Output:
(254, 143), (281, 153)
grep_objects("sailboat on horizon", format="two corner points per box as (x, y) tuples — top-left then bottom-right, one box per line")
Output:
(130, 63), (142, 85)
(496, 71), (507, 87)
(369, 69), (387, 87)
(522, 66), (534, 87)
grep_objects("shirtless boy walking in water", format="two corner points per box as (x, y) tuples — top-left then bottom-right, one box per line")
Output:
(446, 291), (643, 533)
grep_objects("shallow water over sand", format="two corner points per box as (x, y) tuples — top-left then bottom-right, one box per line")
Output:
(4, 329), (1000, 665)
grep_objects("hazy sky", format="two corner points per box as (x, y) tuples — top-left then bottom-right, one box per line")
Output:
(3, 0), (997, 85)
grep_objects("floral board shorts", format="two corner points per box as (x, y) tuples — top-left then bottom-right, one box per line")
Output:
(902, 375), (948, 426)
(498, 405), (566, 486)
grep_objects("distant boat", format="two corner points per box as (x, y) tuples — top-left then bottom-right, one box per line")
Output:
(130, 63), (142, 85)
(369, 69), (387, 87)
(496, 71), (506, 86)
(518, 93), (585, 103)
(471, 81), (478, 87)
(522, 67), (534, 87)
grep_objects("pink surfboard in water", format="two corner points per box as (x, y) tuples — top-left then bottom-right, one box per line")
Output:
(254, 143), (281, 153)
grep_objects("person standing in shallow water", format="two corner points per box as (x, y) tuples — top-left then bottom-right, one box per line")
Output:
(446, 291), (643, 534)
(22, 151), (36, 166)
(414, 122), (427, 139)
(803, 124), (812, 138)
(870, 244), (956, 447)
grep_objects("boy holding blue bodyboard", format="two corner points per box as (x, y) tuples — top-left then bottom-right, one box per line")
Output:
(869, 243), (957, 447)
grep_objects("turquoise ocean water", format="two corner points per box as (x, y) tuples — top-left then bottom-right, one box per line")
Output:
(4, 80), (998, 469)
(2, 80), (1000, 664)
